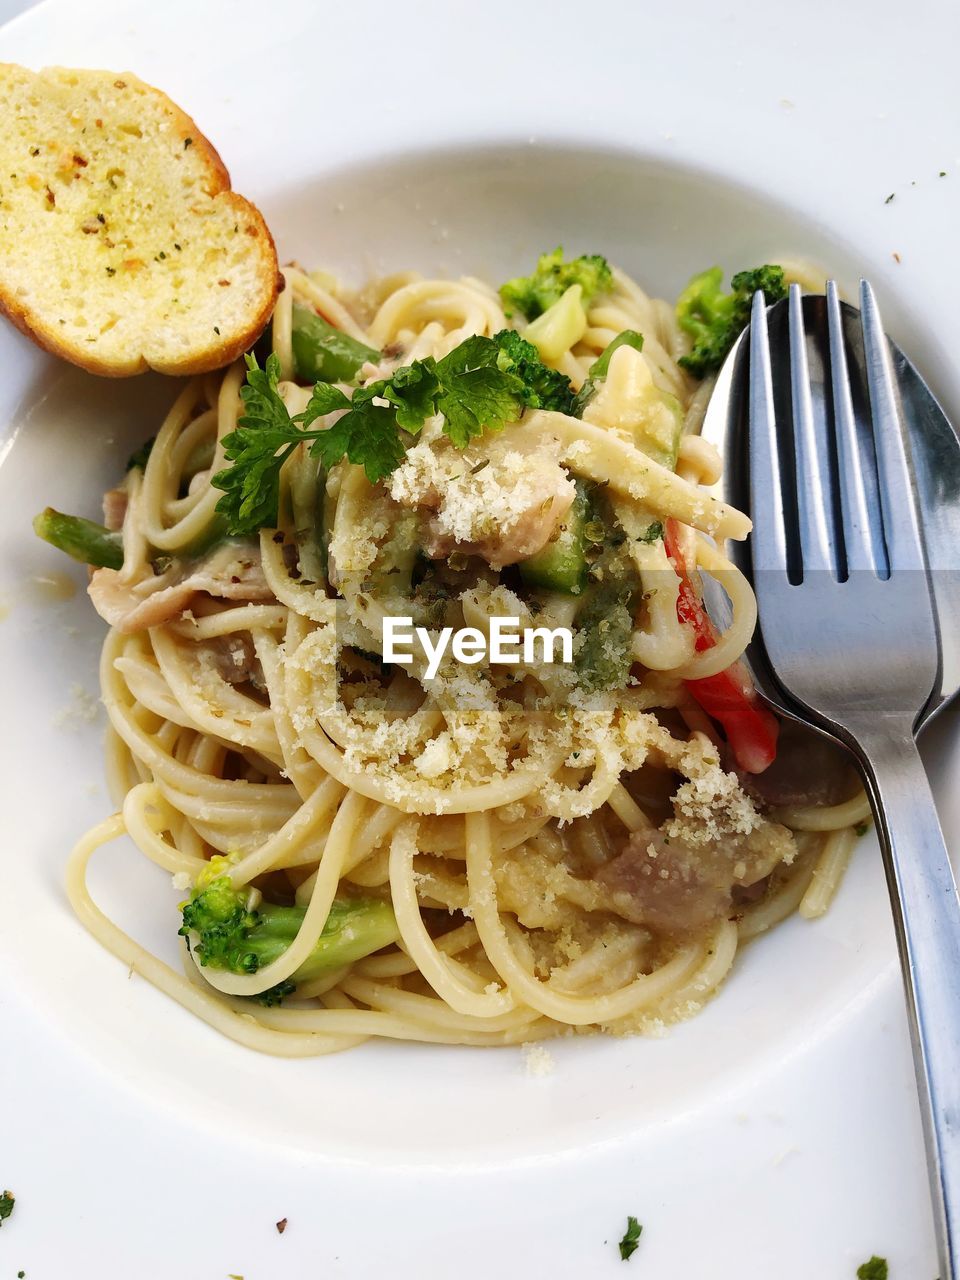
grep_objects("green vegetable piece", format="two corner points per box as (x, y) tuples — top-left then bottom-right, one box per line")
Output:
(589, 329), (645, 382)
(256, 979), (296, 1007)
(287, 445), (328, 585)
(384, 359), (442, 431)
(637, 520), (664, 544)
(291, 303), (380, 384)
(856, 1258), (888, 1280)
(0, 1189), (14, 1225)
(523, 284), (587, 362)
(307, 394), (407, 484)
(638, 390), (683, 470)
(214, 336), (539, 535)
(179, 872), (399, 996)
(431, 335), (525, 448)
(33, 508), (123, 570)
(618, 1215), (642, 1262)
(500, 247), (613, 320)
(572, 329), (645, 417)
(519, 480), (590, 594)
(493, 328), (576, 414)
(572, 328), (680, 470)
(126, 435), (155, 471)
(213, 353), (324, 534)
(676, 264), (786, 378)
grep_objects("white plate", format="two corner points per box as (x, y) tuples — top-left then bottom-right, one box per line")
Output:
(1, 1), (958, 1275)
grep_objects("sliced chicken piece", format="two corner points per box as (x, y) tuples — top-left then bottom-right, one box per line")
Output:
(102, 486), (128, 532)
(89, 540), (273, 633)
(389, 435), (575, 571)
(423, 476), (573, 568)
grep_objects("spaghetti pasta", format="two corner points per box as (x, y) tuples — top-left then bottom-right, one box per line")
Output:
(60, 256), (865, 1055)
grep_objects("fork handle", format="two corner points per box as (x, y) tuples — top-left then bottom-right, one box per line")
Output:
(853, 724), (960, 1279)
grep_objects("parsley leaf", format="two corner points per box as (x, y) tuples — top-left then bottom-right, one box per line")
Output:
(213, 333), (567, 536)
(0, 1189), (14, 1225)
(383, 361), (441, 431)
(299, 380), (355, 423)
(212, 353), (323, 534)
(637, 520), (664, 544)
(618, 1215), (642, 1261)
(309, 399), (407, 484)
(856, 1258), (888, 1280)
(434, 336), (525, 448)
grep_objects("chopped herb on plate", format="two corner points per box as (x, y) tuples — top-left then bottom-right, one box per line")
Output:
(856, 1257), (888, 1279)
(618, 1215), (642, 1261)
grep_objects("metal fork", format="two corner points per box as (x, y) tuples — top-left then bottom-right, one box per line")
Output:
(748, 281), (960, 1277)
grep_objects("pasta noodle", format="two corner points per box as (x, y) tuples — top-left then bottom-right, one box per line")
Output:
(63, 258), (866, 1055)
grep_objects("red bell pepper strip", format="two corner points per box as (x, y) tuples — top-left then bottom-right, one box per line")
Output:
(663, 519), (779, 773)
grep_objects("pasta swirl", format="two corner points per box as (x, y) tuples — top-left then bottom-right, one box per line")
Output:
(64, 257), (865, 1055)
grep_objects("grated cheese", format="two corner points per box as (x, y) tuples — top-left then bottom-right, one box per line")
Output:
(53, 682), (101, 729)
(521, 1043), (556, 1077)
(665, 744), (763, 846)
(388, 434), (574, 567)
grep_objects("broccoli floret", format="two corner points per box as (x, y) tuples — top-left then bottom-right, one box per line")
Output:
(179, 874), (261, 972)
(500, 247), (613, 321)
(676, 264), (786, 378)
(256, 979), (297, 1007)
(492, 328), (575, 413)
(179, 867), (398, 1000)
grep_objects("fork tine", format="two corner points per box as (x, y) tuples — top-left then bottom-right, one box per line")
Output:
(826, 281), (876, 576)
(788, 284), (838, 577)
(748, 290), (790, 578)
(859, 280), (926, 575)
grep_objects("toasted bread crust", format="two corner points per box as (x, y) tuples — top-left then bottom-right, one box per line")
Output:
(0, 65), (281, 377)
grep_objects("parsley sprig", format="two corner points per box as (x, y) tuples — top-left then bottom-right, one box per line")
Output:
(213, 331), (575, 535)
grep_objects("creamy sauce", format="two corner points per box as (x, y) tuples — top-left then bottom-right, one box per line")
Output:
(24, 571), (78, 603)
